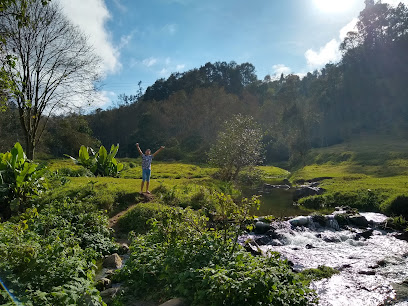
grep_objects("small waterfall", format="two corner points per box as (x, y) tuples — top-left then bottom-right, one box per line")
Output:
(243, 212), (408, 305)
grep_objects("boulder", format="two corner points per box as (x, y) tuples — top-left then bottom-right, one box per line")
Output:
(348, 215), (369, 227)
(356, 229), (374, 239)
(118, 243), (130, 255)
(293, 186), (325, 201)
(289, 216), (311, 227)
(96, 278), (112, 291)
(159, 298), (187, 306)
(103, 253), (122, 269)
(254, 221), (271, 234)
(100, 287), (123, 303)
(394, 231), (408, 242)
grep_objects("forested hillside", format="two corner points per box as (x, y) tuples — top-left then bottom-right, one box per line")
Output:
(1, 1), (408, 164)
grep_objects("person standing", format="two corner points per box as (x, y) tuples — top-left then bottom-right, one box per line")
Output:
(136, 143), (165, 194)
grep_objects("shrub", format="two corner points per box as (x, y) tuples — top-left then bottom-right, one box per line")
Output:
(0, 199), (113, 305)
(298, 190), (384, 212)
(208, 114), (263, 181)
(300, 266), (339, 283)
(66, 144), (124, 177)
(116, 207), (317, 305)
(117, 202), (168, 234)
(0, 143), (47, 220)
(381, 195), (408, 217)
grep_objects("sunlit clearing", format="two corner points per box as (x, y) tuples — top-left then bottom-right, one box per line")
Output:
(313, 0), (355, 13)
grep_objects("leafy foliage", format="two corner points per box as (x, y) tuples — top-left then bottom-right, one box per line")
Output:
(116, 205), (317, 305)
(67, 144), (124, 177)
(0, 142), (46, 220)
(208, 114), (263, 180)
(0, 197), (114, 305)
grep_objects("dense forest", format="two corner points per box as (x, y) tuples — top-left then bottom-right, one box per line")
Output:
(1, 1), (408, 164)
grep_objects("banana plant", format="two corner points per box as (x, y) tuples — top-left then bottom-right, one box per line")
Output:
(0, 143), (46, 220)
(66, 144), (124, 177)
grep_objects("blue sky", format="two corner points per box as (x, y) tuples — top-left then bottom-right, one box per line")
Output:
(58, 0), (405, 108)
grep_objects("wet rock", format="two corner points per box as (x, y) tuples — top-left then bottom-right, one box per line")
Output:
(254, 221), (271, 234)
(96, 277), (112, 291)
(100, 286), (123, 304)
(348, 214), (369, 227)
(358, 270), (376, 275)
(377, 259), (387, 267)
(103, 253), (122, 269)
(118, 243), (130, 255)
(255, 236), (272, 246)
(293, 186), (325, 201)
(356, 229), (374, 239)
(289, 216), (311, 227)
(244, 241), (262, 256)
(394, 231), (408, 242)
(159, 298), (187, 306)
(305, 244), (315, 249)
(339, 264), (352, 270)
(263, 183), (291, 190)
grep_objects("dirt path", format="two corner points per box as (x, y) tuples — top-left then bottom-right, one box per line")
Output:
(108, 192), (155, 243)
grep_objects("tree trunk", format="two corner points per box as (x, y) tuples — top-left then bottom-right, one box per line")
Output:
(25, 134), (35, 160)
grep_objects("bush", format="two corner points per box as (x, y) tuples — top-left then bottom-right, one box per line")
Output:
(381, 195), (408, 217)
(116, 207), (317, 305)
(66, 144), (124, 177)
(299, 266), (339, 283)
(298, 190), (384, 211)
(0, 143), (47, 220)
(0, 199), (113, 305)
(117, 202), (168, 234)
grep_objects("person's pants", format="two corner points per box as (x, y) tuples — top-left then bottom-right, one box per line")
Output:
(142, 168), (151, 182)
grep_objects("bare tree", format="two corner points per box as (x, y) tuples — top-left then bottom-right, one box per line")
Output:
(0, 0), (100, 159)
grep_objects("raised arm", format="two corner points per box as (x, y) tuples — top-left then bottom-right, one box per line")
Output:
(153, 146), (165, 157)
(136, 143), (143, 156)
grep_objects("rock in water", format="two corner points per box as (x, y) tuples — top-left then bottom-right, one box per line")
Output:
(254, 221), (271, 234)
(293, 186), (325, 201)
(289, 216), (311, 227)
(103, 253), (122, 269)
(349, 214), (369, 227)
(96, 278), (112, 291)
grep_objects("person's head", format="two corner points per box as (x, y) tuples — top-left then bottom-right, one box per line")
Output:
(145, 149), (151, 155)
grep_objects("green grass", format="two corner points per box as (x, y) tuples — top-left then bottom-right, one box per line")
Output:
(120, 161), (217, 179)
(291, 136), (408, 216)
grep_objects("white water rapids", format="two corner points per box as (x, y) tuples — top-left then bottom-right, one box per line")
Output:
(243, 213), (408, 306)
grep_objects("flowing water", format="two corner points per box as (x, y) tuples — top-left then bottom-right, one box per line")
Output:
(242, 213), (408, 305)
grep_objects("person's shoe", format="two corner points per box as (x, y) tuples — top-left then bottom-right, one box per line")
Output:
(146, 190), (151, 194)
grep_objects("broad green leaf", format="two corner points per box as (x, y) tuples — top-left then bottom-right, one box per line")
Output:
(98, 146), (107, 165)
(79, 145), (89, 162)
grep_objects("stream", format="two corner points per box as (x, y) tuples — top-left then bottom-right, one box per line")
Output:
(241, 212), (408, 305)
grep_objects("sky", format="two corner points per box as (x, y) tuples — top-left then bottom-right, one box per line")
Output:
(57, 0), (408, 109)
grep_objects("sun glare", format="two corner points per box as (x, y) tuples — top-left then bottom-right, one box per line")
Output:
(313, 0), (355, 13)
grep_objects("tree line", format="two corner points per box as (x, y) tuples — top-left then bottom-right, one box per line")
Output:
(1, 0), (408, 165)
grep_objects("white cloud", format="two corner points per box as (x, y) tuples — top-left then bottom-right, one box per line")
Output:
(339, 18), (358, 40)
(305, 39), (341, 68)
(142, 57), (158, 67)
(304, 17), (359, 69)
(93, 90), (116, 109)
(272, 64), (291, 76)
(58, 0), (121, 75)
(176, 64), (185, 71)
(119, 32), (134, 49)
